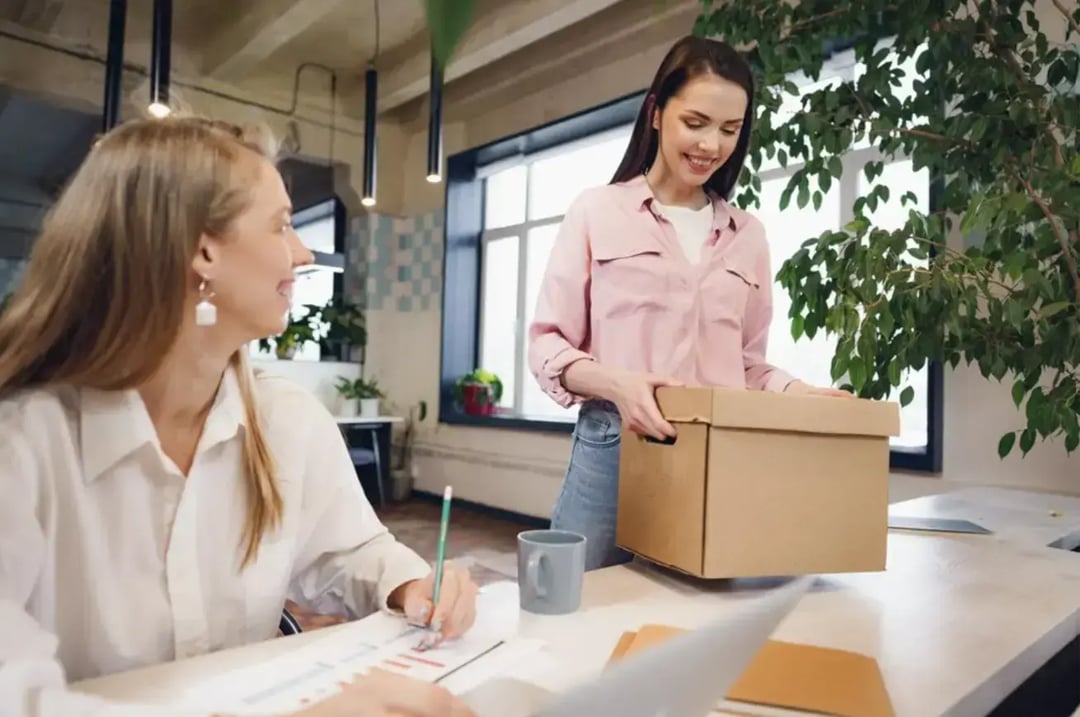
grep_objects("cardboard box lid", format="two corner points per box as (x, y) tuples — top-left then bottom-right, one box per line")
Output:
(656, 386), (900, 438)
(608, 625), (895, 717)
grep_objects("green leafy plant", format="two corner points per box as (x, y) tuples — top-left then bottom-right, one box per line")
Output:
(258, 311), (316, 359)
(695, 0), (1080, 458)
(424, 0), (476, 69)
(308, 299), (367, 361)
(335, 376), (385, 400)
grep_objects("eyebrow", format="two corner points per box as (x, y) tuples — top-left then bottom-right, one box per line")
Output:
(684, 109), (743, 125)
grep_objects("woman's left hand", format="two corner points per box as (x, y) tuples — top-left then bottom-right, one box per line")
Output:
(391, 563), (479, 644)
(784, 380), (854, 399)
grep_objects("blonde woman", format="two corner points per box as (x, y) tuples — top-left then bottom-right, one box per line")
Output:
(0, 117), (477, 717)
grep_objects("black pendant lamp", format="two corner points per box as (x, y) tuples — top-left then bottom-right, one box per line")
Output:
(426, 48), (443, 183)
(102, 0), (127, 132)
(361, 66), (378, 207)
(361, 1), (380, 207)
(148, 0), (172, 118)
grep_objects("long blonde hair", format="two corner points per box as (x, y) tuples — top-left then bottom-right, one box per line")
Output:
(0, 116), (283, 568)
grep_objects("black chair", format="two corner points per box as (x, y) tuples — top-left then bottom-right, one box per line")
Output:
(279, 607), (302, 636)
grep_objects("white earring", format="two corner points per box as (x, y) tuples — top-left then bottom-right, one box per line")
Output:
(195, 278), (217, 327)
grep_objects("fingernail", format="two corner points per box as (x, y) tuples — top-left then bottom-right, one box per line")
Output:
(418, 605), (430, 618)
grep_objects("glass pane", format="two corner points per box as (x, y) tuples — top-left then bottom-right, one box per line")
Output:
(479, 236), (520, 409)
(295, 215), (335, 254)
(528, 126), (633, 221)
(520, 223), (579, 421)
(757, 171), (842, 393)
(857, 158), (929, 231)
(858, 157), (931, 449)
(484, 165), (527, 230)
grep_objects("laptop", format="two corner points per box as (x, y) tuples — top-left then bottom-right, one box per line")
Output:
(464, 576), (812, 717)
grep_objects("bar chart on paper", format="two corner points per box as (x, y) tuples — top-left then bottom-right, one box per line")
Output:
(181, 583), (541, 714)
(182, 623), (504, 713)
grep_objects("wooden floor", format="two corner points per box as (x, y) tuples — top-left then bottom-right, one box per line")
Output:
(285, 496), (530, 631)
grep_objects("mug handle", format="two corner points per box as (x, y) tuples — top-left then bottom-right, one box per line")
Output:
(526, 551), (547, 598)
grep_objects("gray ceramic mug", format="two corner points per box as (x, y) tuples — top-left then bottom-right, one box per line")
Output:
(517, 529), (586, 615)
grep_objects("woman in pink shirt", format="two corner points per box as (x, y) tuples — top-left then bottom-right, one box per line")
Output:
(528, 35), (848, 571)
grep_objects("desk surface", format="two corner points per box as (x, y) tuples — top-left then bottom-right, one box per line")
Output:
(75, 525), (1080, 717)
(890, 485), (1080, 551)
(334, 415), (404, 425)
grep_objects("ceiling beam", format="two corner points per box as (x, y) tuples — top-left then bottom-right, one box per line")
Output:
(375, 0), (625, 113)
(200, 0), (349, 79)
(440, 0), (698, 123)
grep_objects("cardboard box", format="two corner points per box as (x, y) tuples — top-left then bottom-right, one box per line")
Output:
(616, 386), (900, 578)
(608, 625), (895, 717)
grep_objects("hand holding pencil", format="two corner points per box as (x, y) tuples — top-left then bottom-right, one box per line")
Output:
(398, 562), (477, 645)
(392, 487), (479, 646)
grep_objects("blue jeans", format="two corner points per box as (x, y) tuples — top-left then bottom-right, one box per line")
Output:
(551, 400), (633, 571)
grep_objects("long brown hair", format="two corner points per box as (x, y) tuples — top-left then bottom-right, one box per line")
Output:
(0, 116), (283, 569)
(611, 35), (755, 200)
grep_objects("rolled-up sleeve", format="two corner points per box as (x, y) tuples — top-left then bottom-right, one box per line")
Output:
(527, 197), (596, 408)
(742, 235), (797, 393)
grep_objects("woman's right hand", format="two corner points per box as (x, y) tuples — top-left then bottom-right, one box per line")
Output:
(606, 369), (681, 441)
(290, 668), (476, 717)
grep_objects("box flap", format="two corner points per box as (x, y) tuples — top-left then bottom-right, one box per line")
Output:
(607, 626), (894, 717)
(655, 386), (900, 437)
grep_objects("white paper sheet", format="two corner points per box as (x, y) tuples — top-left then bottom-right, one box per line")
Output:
(179, 582), (543, 715)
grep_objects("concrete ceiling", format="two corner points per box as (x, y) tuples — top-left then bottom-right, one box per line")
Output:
(0, 0), (698, 197)
(0, 0), (658, 115)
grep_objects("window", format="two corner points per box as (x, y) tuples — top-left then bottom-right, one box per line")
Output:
(477, 126), (633, 420)
(754, 40), (942, 468)
(440, 46), (942, 471)
(250, 197), (345, 362)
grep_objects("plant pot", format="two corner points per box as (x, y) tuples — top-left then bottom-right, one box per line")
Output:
(276, 343), (297, 360)
(390, 468), (413, 502)
(461, 383), (495, 416)
(339, 397), (359, 417)
(359, 397), (380, 418)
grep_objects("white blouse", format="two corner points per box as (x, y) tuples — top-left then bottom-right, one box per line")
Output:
(0, 368), (432, 716)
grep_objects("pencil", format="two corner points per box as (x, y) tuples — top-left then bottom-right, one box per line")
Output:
(429, 485), (453, 629)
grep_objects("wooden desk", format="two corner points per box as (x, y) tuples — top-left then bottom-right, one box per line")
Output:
(74, 529), (1080, 716)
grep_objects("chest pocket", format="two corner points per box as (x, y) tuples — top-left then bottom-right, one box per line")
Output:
(702, 255), (760, 327)
(590, 239), (672, 320)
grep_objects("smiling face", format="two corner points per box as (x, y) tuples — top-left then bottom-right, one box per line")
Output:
(651, 73), (748, 191)
(192, 154), (314, 344)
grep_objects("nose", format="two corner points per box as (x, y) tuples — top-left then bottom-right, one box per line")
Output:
(288, 227), (314, 268)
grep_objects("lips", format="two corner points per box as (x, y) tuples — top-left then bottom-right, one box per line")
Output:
(277, 280), (294, 302)
(685, 154), (717, 174)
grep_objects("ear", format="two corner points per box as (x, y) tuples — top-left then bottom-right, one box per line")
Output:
(651, 106), (660, 131)
(191, 232), (223, 282)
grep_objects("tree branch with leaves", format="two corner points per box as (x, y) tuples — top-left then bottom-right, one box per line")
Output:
(695, 0), (1080, 458)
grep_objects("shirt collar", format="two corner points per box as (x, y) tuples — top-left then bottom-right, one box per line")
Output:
(615, 174), (741, 233)
(80, 365), (246, 482)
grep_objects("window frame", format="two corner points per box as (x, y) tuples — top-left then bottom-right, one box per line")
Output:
(438, 87), (943, 472)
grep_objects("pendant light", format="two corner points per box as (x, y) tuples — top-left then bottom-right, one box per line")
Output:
(102, 0), (127, 131)
(148, 0), (172, 118)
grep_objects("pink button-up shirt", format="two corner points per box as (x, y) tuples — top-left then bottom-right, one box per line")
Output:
(528, 175), (796, 408)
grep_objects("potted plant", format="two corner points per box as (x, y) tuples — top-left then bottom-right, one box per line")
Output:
(336, 376), (384, 418)
(453, 369), (503, 416)
(390, 399), (428, 502)
(696, 0), (1080, 457)
(309, 299), (367, 363)
(258, 309), (316, 360)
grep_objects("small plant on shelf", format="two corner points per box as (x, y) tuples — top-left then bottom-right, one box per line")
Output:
(335, 376), (385, 418)
(453, 369), (504, 416)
